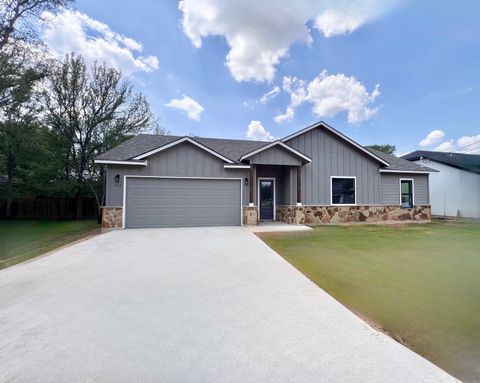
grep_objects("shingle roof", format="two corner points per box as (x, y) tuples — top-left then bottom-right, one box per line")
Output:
(369, 149), (437, 173)
(96, 133), (438, 173)
(95, 134), (269, 163)
(402, 150), (480, 174)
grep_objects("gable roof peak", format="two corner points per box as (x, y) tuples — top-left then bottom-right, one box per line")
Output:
(281, 120), (390, 167)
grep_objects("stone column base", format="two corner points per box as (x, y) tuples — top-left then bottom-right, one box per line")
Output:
(243, 205), (258, 225)
(102, 206), (123, 228)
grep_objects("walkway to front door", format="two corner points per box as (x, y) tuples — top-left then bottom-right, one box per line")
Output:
(258, 178), (275, 220)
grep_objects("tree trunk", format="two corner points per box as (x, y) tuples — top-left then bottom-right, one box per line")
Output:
(5, 197), (13, 219)
(75, 187), (83, 220)
(76, 158), (86, 220)
(5, 153), (15, 219)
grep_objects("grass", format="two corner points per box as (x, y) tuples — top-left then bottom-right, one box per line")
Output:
(258, 219), (480, 382)
(0, 220), (101, 269)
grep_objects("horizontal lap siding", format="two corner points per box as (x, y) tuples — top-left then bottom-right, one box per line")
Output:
(380, 174), (430, 205)
(106, 142), (249, 206)
(285, 128), (381, 205)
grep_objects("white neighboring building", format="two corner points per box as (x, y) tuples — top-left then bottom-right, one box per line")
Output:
(402, 151), (480, 218)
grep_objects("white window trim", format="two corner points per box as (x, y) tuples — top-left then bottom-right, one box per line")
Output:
(122, 175), (243, 229)
(257, 177), (276, 221)
(95, 159), (148, 166)
(132, 136), (235, 163)
(240, 140), (311, 163)
(330, 176), (357, 206)
(399, 178), (415, 208)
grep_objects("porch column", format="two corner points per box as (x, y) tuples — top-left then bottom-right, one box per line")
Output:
(249, 165), (254, 205)
(296, 166), (302, 205)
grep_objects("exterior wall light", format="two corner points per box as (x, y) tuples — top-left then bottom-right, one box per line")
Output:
(244, 177), (249, 186)
(114, 174), (120, 184)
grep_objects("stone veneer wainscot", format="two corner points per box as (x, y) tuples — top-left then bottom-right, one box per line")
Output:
(102, 204), (431, 228)
(276, 205), (431, 225)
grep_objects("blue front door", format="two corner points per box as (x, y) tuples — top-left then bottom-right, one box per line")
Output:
(259, 179), (274, 220)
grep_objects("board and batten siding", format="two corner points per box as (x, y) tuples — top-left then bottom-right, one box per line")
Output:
(249, 146), (302, 166)
(285, 128), (382, 205)
(380, 173), (430, 205)
(105, 142), (249, 206)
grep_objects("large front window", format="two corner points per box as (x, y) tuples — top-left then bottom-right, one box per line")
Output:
(331, 177), (356, 205)
(400, 179), (413, 208)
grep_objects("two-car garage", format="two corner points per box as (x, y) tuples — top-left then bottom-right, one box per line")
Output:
(124, 177), (242, 228)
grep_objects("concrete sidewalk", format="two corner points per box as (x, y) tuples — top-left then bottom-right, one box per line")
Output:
(0, 227), (458, 382)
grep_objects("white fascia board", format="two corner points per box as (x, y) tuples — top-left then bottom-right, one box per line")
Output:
(240, 140), (311, 163)
(94, 159), (147, 166)
(132, 136), (234, 163)
(224, 164), (251, 169)
(281, 121), (390, 167)
(379, 169), (432, 174)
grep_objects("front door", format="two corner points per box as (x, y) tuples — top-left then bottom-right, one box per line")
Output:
(259, 179), (275, 220)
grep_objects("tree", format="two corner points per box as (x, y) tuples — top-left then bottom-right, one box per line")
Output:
(0, 0), (71, 108)
(42, 54), (160, 219)
(366, 144), (396, 155)
(0, 56), (41, 217)
(0, 0), (71, 50)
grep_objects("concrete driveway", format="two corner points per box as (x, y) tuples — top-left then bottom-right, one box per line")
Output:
(0, 227), (457, 382)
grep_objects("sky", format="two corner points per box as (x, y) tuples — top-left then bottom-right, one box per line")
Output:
(40, 0), (480, 155)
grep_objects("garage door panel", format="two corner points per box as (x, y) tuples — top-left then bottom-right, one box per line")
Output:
(125, 178), (241, 228)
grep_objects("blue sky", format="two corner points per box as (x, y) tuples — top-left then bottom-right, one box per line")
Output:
(42, 0), (480, 155)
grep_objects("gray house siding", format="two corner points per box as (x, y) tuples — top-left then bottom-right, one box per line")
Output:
(105, 142), (249, 206)
(250, 146), (302, 166)
(380, 173), (430, 205)
(285, 128), (381, 205)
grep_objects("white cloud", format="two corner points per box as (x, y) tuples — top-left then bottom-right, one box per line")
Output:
(457, 134), (480, 147)
(41, 10), (159, 75)
(165, 95), (204, 121)
(315, 9), (365, 37)
(434, 140), (456, 152)
(429, 134), (480, 154)
(275, 71), (380, 124)
(274, 76), (307, 122)
(179, 0), (399, 82)
(244, 86), (281, 108)
(246, 120), (274, 141)
(419, 130), (445, 147)
(260, 86), (281, 104)
(457, 134), (480, 154)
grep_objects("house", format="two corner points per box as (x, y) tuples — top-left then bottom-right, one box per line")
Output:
(402, 150), (480, 218)
(94, 121), (436, 228)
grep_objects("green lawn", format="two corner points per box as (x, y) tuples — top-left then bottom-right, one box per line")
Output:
(0, 220), (101, 269)
(259, 219), (480, 382)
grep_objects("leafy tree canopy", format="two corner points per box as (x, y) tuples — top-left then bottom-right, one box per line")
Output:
(366, 144), (396, 155)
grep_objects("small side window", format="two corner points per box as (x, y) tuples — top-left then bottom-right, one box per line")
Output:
(400, 180), (413, 208)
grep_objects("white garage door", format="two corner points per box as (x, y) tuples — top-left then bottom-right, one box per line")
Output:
(125, 177), (241, 228)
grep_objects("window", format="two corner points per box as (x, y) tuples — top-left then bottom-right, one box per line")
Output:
(331, 177), (356, 205)
(400, 179), (413, 208)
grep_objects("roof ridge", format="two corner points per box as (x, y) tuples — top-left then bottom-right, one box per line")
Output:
(138, 133), (269, 144)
